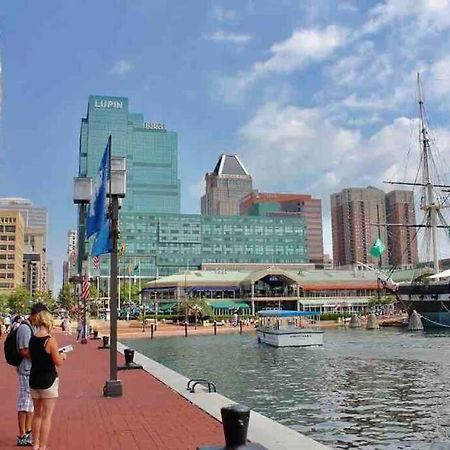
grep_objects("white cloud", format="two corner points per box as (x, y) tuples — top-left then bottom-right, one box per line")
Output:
(206, 30), (253, 45)
(365, 0), (450, 34)
(236, 101), (450, 201)
(110, 60), (135, 76)
(252, 25), (347, 78)
(214, 7), (236, 22)
(217, 25), (348, 103)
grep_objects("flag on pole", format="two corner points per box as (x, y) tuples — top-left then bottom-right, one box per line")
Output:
(86, 139), (110, 239)
(92, 220), (112, 256)
(133, 262), (139, 275)
(92, 255), (100, 269)
(81, 277), (90, 300)
(370, 238), (386, 258)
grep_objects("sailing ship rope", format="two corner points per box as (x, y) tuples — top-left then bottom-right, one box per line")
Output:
(417, 312), (450, 329)
(440, 301), (450, 314)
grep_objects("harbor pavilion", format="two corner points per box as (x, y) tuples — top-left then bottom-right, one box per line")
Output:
(141, 266), (382, 315)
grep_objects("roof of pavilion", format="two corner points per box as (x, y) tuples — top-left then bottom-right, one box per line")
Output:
(141, 267), (405, 291)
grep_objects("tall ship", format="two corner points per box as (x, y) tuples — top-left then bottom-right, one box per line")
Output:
(382, 74), (450, 328)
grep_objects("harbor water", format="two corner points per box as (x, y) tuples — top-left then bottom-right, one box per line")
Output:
(123, 328), (450, 449)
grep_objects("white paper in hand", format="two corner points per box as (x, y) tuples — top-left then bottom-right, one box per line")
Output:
(58, 345), (74, 353)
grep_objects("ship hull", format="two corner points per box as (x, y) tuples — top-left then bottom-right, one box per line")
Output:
(393, 281), (450, 329)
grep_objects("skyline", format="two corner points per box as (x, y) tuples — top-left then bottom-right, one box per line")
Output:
(2, 1), (450, 290)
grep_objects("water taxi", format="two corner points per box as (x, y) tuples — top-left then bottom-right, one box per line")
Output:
(257, 309), (324, 347)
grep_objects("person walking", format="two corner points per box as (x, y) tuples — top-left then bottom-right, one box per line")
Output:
(15, 303), (48, 446)
(29, 309), (66, 450)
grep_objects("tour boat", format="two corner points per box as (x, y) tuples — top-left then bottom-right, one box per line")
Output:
(256, 310), (324, 347)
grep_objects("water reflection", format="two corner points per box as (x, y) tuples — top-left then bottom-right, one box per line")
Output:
(123, 328), (450, 449)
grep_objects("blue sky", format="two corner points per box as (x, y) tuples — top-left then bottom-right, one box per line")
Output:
(2, 0), (450, 290)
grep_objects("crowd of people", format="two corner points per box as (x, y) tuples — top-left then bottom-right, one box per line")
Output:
(1, 304), (69, 449)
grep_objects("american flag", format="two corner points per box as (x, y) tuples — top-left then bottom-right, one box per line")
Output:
(81, 277), (90, 300)
(92, 255), (100, 269)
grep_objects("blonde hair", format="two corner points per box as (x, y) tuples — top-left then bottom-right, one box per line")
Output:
(35, 310), (54, 332)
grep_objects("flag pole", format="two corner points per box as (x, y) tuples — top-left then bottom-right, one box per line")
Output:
(104, 135), (122, 397)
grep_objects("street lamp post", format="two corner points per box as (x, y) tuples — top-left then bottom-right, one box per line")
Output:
(104, 156), (126, 398)
(73, 177), (92, 345)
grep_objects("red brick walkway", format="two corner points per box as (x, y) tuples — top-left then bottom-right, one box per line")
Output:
(0, 332), (224, 449)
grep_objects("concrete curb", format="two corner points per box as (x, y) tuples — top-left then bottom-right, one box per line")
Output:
(117, 341), (328, 450)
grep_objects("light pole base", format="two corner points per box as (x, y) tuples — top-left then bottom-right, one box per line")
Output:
(103, 380), (123, 397)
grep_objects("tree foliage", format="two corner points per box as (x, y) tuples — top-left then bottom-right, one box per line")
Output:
(175, 298), (212, 320)
(58, 283), (77, 311)
(8, 287), (32, 315)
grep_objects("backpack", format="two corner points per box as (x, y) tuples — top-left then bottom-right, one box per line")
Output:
(4, 321), (33, 367)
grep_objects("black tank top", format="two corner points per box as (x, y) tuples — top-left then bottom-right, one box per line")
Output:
(29, 335), (57, 389)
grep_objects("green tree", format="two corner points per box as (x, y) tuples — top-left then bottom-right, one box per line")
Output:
(34, 290), (55, 311)
(175, 298), (212, 322)
(120, 282), (140, 305)
(0, 293), (8, 313)
(8, 287), (32, 315)
(58, 283), (77, 311)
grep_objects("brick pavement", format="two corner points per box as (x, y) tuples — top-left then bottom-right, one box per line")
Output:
(0, 331), (224, 449)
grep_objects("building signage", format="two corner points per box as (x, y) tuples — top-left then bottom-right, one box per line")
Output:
(144, 122), (165, 130)
(94, 99), (124, 109)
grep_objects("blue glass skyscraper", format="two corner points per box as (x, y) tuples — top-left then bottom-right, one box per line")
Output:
(79, 95), (180, 277)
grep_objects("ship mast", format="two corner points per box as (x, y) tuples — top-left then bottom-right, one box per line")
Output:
(417, 73), (440, 273)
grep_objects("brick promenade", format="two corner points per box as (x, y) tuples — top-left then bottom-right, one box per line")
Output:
(0, 331), (224, 449)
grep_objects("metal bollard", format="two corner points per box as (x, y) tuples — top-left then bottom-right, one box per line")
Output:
(150, 323), (154, 339)
(214, 320), (217, 336)
(184, 321), (188, 337)
(239, 321), (243, 335)
(197, 404), (267, 449)
(98, 335), (110, 349)
(124, 348), (135, 366)
(222, 404), (249, 447)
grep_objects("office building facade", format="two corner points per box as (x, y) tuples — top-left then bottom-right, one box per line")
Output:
(0, 198), (48, 291)
(109, 213), (308, 277)
(0, 211), (25, 291)
(385, 190), (418, 267)
(78, 95), (180, 277)
(331, 187), (389, 267)
(201, 154), (253, 215)
(240, 191), (324, 265)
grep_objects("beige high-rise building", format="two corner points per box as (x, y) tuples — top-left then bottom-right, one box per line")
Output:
(0, 198), (48, 291)
(331, 187), (389, 267)
(201, 154), (253, 216)
(386, 190), (418, 268)
(0, 211), (25, 292)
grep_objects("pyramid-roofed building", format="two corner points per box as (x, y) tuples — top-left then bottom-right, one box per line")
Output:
(201, 154), (253, 215)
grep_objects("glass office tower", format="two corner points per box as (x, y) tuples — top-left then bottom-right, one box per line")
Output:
(79, 95), (180, 277)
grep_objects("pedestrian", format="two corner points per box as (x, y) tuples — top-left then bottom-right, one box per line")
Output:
(15, 303), (48, 447)
(30, 309), (67, 450)
(62, 316), (71, 335)
(76, 317), (84, 341)
(5, 313), (11, 332)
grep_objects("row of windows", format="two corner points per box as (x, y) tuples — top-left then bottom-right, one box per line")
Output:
(0, 217), (16, 223)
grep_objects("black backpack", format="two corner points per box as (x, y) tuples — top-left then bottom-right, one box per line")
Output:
(4, 321), (32, 367)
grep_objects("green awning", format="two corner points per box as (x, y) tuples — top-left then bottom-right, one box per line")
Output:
(207, 300), (250, 310)
(158, 302), (177, 312)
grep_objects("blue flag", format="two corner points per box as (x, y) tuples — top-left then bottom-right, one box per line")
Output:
(91, 220), (112, 256)
(86, 140), (110, 238)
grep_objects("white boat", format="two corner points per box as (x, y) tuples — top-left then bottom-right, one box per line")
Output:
(256, 310), (324, 347)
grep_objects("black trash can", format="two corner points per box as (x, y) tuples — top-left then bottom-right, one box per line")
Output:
(124, 348), (135, 365)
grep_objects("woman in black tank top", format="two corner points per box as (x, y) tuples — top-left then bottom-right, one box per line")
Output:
(29, 310), (67, 450)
